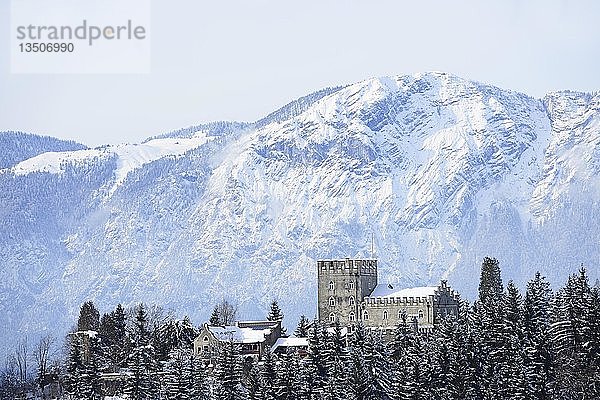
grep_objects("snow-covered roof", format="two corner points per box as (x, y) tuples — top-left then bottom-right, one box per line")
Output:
(271, 337), (309, 351)
(207, 322), (277, 344)
(368, 284), (437, 299)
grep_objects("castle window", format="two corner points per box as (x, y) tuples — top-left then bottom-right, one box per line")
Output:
(363, 310), (369, 320)
(329, 281), (335, 291)
(383, 310), (388, 320)
(349, 312), (356, 322)
(398, 310), (403, 319)
(329, 297), (336, 307)
(418, 310), (424, 319)
(329, 313), (336, 323)
(348, 281), (355, 290)
(203, 336), (209, 342)
(348, 296), (355, 306)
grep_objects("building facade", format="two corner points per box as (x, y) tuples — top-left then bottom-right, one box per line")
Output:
(193, 320), (282, 360)
(317, 258), (459, 331)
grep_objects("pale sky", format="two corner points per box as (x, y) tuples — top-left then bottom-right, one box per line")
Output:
(1, 0), (599, 147)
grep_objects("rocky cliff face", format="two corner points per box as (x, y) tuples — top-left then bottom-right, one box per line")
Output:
(1, 72), (599, 356)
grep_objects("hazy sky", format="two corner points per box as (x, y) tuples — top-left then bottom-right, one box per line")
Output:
(1, 0), (600, 147)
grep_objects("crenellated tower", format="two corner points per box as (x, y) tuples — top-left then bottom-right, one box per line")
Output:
(316, 258), (377, 325)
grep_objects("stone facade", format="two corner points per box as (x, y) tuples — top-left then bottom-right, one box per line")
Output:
(317, 258), (459, 331)
(317, 258), (378, 326)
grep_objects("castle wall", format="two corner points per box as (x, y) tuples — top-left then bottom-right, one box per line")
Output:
(317, 259), (460, 330)
(363, 296), (434, 328)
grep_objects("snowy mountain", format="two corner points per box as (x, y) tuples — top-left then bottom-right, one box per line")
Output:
(0, 131), (85, 169)
(1, 72), (599, 357)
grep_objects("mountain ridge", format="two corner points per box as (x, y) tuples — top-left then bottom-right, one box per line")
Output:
(1, 72), (599, 359)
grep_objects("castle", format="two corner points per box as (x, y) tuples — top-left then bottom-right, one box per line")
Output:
(317, 258), (459, 333)
(193, 257), (460, 360)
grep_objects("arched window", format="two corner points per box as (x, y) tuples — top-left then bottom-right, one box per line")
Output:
(329, 281), (335, 291)
(202, 336), (210, 353)
(348, 281), (355, 290)
(383, 310), (388, 320)
(363, 310), (369, 320)
(348, 296), (355, 306)
(329, 296), (336, 307)
(349, 312), (356, 322)
(329, 313), (336, 323)
(418, 309), (424, 319)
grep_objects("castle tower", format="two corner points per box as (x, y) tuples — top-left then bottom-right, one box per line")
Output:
(317, 258), (377, 326)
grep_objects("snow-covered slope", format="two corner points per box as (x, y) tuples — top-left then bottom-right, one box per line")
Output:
(9, 135), (214, 193)
(0, 131), (86, 169)
(1, 72), (599, 358)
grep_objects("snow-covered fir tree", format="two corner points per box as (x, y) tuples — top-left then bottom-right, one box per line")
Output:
(523, 272), (555, 400)
(155, 316), (198, 361)
(164, 349), (192, 400)
(189, 355), (212, 400)
(213, 341), (244, 400)
(125, 304), (160, 400)
(294, 315), (310, 338)
(267, 301), (287, 336)
(15, 258), (600, 400)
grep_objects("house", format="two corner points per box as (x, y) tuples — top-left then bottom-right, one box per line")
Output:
(317, 258), (459, 332)
(270, 336), (309, 357)
(193, 320), (282, 360)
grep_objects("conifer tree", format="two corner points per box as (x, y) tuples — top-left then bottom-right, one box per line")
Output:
(113, 303), (129, 367)
(498, 280), (526, 400)
(189, 355), (211, 400)
(165, 349), (192, 400)
(79, 334), (102, 400)
(478, 257), (503, 305)
(155, 316), (199, 361)
(348, 349), (377, 400)
(213, 341), (243, 400)
(65, 335), (85, 398)
(267, 300), (287, 336)
(294, 315), (310, 338)
(245, 364), (263, 400)
(125, 304), (160, 400)
(272, 354), (296, 400)
(326, 321), (347, 367)
(77, 301), (100, 332)
(395, 332), (429, 400)
(307, 320), (327, 391)
(428, 315), (459, 400)
(296, 355), (319, 400)
(323, 354), (347, 400)
(474, 257), (505, 399)
(455, 299), (482, 400)
(260, 348), (277, 400)
(98, 303), (129, 371)
(370, 332), (391, 399)
(523, 272), (555, 400)
(551, 267), (600, 398)
(209, 307), (221, 326)
(390, 312), (413, 361)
